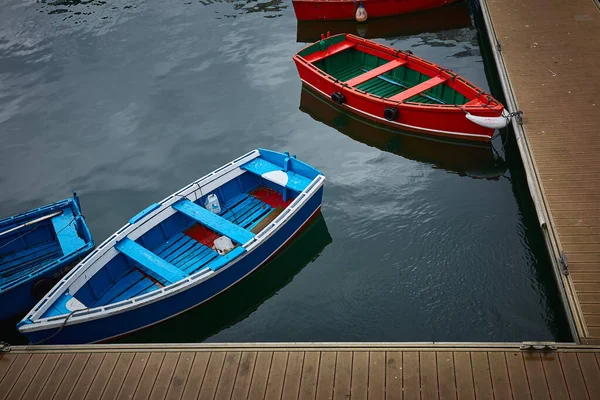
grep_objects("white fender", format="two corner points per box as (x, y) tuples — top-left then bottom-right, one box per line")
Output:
(465, 109), (510, 129)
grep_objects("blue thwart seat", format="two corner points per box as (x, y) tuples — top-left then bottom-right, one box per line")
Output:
(172, 199), (255, 244)
(51, 209), (86, 255)
(115, 238), (188, 285)
(241, 158), (312, 192)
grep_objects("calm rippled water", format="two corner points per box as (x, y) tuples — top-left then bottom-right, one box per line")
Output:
(0, 0), (570, 343)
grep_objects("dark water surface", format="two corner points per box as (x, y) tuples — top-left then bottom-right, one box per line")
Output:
(0, 0), (570, 343)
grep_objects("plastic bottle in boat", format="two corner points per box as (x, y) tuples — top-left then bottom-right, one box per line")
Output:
(205, 193), (221, 214)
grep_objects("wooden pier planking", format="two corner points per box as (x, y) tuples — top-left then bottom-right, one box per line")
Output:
(483, 0), (600, 342)
(1, 344), (599, 399)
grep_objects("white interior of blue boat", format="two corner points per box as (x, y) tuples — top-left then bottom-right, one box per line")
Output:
(19, 149), (325, 331)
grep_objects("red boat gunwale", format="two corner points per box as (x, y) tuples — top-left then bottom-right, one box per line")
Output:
(292, 0), (460, 21)
(293, 34), (506, 142)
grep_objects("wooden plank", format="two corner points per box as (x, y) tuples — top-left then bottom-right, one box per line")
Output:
(100, 353), (135, 400)
(84, 352), (120, 400)
(420, 351), (438, 400)
(505, 352), (531, 400)
(132, 352), (165, 400)
(345, 59), (407, 86)
(577, 352), (600, 399)
(454, 352), (475, 400)
(487, 352), (511, 400)
(35, 353), (76, 400)
(437, 351), (457, 400)
(181, 352), (210, 400)
(4, 353), (45, 400)
(53, 353), (91, 400)
(149, 352), (181, 400)
(116, 352), (150, 400)
(315, 352), (335, 400)
(197, 351), (226, 400)
(68, 353), (106, 400)
(540, 353), (569, 400)
(558, 353), (590, 400)
(333, 352), (352, 400)
(164, 353), (195, 400)
(265, 352), (289, 400)
(248, 351), (272, 400)
(385, 351), (403, 400)
(21, 353), (61, 400)
(388, 76), (448, 102)
(231, 352), (258, 400)
(302, 41), (356, 63)
(214, 352), (241, 400)
(470, 352), (493, 400)
(368, 352), (385, 400)
(298, 351), (319, 400)
(403, 351), (419, 400)
(351, 352), (368, 400)
(0, 353), (17, 383)
(0, 354), (31, 400)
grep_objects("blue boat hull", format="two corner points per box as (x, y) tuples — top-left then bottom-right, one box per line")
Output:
(22, 187), (323, 344)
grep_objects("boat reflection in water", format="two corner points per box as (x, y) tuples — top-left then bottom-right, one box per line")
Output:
(300, 86), (507, 180)
(296, 1), (471, 43)
(116, 212), (332, 343)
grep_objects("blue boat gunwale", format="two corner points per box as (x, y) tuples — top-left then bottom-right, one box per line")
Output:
(0, 193), (95, 294)
(19, 149), (326, 333)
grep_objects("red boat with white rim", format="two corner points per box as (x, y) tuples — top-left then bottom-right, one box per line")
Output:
(292, 0), (459, 21)
(293, 33), (510, 142)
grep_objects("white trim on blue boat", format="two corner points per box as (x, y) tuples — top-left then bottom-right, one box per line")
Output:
(301, 80), (492, 140)
(19, 152), (326, 334)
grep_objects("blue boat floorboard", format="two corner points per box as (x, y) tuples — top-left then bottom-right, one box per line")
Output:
(92, 192), (276, 306)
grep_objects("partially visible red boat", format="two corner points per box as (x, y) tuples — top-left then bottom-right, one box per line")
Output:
(293, 33), (509, 142)
(292, 0), (459, 21)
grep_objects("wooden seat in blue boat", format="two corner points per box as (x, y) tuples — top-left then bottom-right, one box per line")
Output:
(115, 238), (188, 285)
(51, 209), (86, 255)
(172, 199), (255, 244)
(241, 158), (312, 193)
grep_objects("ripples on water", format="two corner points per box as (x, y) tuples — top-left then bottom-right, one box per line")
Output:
(0, 0), (570, 343)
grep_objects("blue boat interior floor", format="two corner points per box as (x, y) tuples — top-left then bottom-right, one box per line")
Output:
(43, 189), (284, 317)
(0, 221), (63, 291)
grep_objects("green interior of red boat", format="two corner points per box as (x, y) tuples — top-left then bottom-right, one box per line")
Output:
(304, 38), (470, 105)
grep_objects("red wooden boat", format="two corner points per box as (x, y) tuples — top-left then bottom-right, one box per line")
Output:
(292, 0), (459, 21)
(296, 1), (472, 42)
(293, 33), (509, 142)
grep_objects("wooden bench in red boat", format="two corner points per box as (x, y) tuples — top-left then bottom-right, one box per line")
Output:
(388, 75), (448, 102)
(345, 59), (408, 87)
(302, 41), (356, 63)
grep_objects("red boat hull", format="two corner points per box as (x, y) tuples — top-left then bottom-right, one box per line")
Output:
(293, 35), (505, 142)
(292, 0), (459, 21)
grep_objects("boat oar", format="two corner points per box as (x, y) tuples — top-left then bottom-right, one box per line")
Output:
(0, 211), (62, 238)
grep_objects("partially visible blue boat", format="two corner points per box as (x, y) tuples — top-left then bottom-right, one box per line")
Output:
(0, 193), (94, 320)
(18, 149), (325, 344)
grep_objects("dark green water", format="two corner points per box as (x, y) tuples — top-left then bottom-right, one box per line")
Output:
(0, 0), (570, 343)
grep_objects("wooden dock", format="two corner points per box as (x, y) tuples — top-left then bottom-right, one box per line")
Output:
(1, 343), (599, 399)
(481, 0), (600, 342)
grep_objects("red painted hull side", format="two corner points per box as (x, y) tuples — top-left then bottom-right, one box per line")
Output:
(292, 0), (459, 21)
(293, 35), (504, 142)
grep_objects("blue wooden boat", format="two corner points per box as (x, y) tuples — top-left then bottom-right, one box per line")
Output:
(0, 193), (94, 320)
(18, 149), (326, 344)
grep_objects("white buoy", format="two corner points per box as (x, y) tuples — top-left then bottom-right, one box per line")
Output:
(465, 109), (510, 129)
(356, 5), (368, 22)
